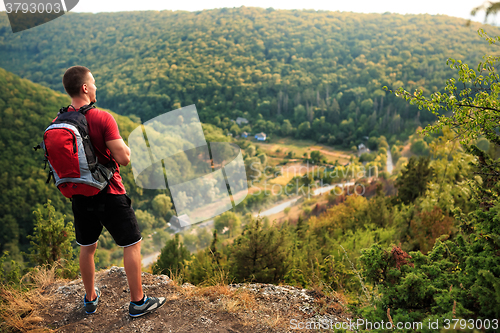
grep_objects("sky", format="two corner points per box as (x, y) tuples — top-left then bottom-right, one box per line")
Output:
(0, 0), (493, 23)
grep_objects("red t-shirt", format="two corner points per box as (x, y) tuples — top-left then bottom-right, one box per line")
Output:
(68, 106), (126, 195)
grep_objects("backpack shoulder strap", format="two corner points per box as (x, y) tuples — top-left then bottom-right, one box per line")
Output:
(78, 102), (95, 115)
(56, 102), (95, 117)
(57, 105), (71, 116)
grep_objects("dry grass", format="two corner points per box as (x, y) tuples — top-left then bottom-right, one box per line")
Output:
(167, 264), (264, 326)
(255, 137), (353, 165)
(22, 264), (62, 291)
(0, 287), (47, 332)
(261, 313), (282, 329)
(268, 163), (315, 186)
(183, 271), (300, 331)
(220, 288), (258, 314)
(197, 284), (274, 329)
(162, 267), (186, 288)
(306, 279), (350, 318)
(173, 279), (262, 328)
(0, 263), (65, 333)
(177, 266), (259, 315)
(200, 262), (233, 288)
(203, 285), (267, 328)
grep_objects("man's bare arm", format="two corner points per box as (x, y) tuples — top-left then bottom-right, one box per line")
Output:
(106, 139), (131, 166)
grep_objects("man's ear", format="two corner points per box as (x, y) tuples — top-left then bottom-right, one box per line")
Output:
(82, 83), (88, 94)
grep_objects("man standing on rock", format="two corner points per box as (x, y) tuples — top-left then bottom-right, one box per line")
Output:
(62, 66), (165, 317)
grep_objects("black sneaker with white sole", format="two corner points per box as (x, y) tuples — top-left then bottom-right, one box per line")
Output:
(84, 286), (101, 314)
(129, 295), (166, 317)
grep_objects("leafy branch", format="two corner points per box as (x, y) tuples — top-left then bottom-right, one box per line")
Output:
(385, 30), (500, 147)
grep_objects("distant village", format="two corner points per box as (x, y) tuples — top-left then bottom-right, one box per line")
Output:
(228, 117), (372, 158)
(226, 117), (267, 142)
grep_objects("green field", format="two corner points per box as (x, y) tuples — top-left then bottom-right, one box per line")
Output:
(253, 136), (354, 166)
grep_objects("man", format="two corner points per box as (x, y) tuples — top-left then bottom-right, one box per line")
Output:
(62, 66), (165, 317)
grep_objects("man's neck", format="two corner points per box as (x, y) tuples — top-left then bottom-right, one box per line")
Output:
(70, 97), (92, 110)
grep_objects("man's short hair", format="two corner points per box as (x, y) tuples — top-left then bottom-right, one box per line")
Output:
(63, 66), (91, 97)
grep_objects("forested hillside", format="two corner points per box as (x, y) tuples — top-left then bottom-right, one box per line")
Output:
(1, 8), (500, 146)
(0, 67), (72, 261)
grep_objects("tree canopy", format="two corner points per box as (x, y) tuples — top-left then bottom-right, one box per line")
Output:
(1, 9), (500, 145)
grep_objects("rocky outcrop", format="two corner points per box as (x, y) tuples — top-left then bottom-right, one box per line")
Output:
(37, 267), (351, 332)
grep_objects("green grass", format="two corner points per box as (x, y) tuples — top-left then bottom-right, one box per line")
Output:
(253, 136), (354, 165)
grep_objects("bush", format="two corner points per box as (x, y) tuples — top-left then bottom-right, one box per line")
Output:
(0, 252), (22, 286)
(229, 217), (290, 283)
(410, 139), (430, 156)
(152, 233), (191, 277)
(27, 200), (78, 279)
(367, 137), (379, 150)
(391, 145), (402, 164)
(359, 152), (376, 163)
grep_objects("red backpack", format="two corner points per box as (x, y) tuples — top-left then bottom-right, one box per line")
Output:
(35, 103), (116, 198)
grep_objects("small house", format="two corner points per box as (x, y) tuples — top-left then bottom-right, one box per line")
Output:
(241, 131), (248, 138)
(169, 214), (191, 230)
(236, 117), (249, 125)
(358, 143), (368, 157)
(255, 132), (267, 141)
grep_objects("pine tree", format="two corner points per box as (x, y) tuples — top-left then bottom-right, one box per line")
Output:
(395, 156), (433, 205)
(183, 230), (228, 285)
(229, 217), (290, 283)
(152, 233), (191, 276)
(209, 230), (222, 265)
(296, 215), (307, 241)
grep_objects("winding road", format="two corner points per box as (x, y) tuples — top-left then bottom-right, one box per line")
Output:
(386, 146), (394, 174)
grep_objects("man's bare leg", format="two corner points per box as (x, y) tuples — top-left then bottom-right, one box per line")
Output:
(123, 241), (144, 303)
(80, 243), (98, 301)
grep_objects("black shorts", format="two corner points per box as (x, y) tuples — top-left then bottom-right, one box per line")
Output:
(72, 192), (142, 247)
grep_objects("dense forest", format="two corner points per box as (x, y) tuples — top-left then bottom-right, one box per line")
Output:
(1, 8), (500, 147)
